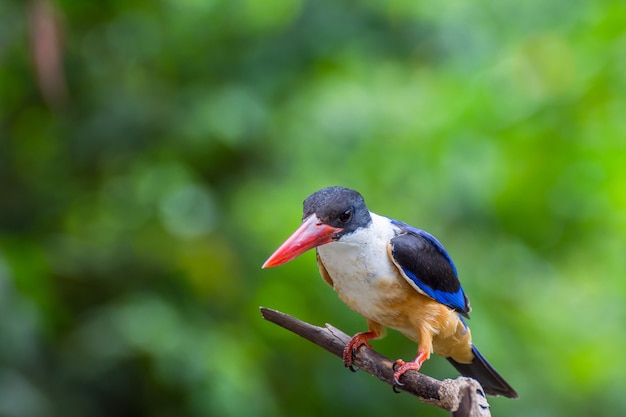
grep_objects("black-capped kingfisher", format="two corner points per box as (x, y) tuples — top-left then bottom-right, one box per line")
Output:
(262, 186), (518, 398)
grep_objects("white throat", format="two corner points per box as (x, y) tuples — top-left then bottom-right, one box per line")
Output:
(316, 213), (402, 319)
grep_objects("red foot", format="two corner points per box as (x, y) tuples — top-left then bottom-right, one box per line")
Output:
(343, 331), (378, 369)
(393, 350), (429, 385)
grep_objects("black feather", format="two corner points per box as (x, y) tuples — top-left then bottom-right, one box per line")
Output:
(447, 345), (518, 398)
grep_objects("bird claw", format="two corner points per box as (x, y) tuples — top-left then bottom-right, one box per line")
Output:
(392, 359), (407, 385)
(392, 359), (405, 371)
(393, 351), (428, 386)
(346, 364), (359, 373)
(342, 331), (375, 369)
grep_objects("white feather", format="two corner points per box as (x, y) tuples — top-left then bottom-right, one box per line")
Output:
(317, 213), (404, 323)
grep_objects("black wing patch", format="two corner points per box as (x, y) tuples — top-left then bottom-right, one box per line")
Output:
(389, 230), (470, 316)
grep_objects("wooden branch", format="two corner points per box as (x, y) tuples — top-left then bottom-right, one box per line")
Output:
(260, 307), (491, 417)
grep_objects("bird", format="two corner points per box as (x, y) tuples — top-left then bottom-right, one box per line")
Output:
(262, 186), (518, 398)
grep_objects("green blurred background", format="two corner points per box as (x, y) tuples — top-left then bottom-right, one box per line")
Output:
(1, 0), (625, 416)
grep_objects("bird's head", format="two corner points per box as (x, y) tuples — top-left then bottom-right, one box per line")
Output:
(262, 186), (372, 268)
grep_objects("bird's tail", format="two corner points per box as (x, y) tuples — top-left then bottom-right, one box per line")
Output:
(447, 344), (518, 399)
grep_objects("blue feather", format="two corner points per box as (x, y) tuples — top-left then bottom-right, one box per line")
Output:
(389, 219), (469, 315)
(400, 268), (468, 312)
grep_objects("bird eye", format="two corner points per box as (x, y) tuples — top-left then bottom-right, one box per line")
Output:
(338, 208), (353, 223)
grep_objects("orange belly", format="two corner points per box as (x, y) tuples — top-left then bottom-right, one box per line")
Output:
(318, 249), (474, 364)
(362, 275), (473, 364)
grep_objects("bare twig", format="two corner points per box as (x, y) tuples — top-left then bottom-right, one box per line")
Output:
(260, 307), (490, 417)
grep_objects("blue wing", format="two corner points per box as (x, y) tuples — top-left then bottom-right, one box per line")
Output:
(389, 219), (470, 317)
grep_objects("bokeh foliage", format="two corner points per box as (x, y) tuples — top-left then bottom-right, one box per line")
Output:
(1, 0), (625, 416)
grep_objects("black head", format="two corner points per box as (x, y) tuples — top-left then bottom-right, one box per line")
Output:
(262, 186), (372, 268)
(302, 186), (372, 237)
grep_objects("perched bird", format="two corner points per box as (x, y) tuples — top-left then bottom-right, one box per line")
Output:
(262, 186), (517, 398)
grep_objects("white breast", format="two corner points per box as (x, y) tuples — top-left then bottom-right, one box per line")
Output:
(317, 213), (406, 323)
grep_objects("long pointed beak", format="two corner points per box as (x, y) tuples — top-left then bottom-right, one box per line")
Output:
(262, 214), (343, 268)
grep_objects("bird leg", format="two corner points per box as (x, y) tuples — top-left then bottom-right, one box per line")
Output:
(342, 320), (384, 371)
(393, 349), (430, 385)
(342, 330), (378, 371)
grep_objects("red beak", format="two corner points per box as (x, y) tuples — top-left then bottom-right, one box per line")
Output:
(262, 214), (343, 268)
